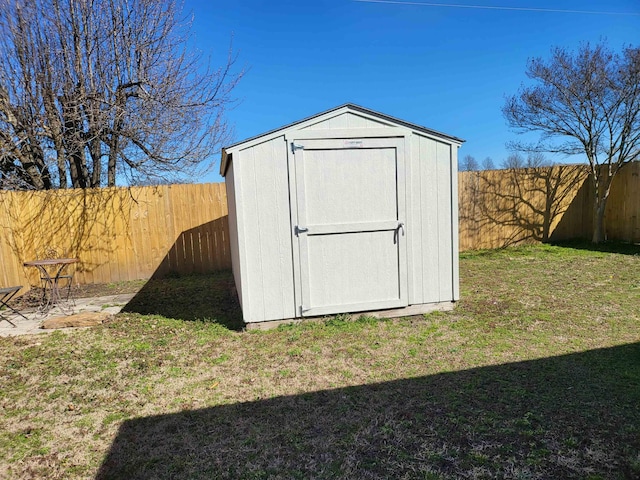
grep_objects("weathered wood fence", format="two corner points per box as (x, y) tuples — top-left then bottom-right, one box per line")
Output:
(0, 162), (638, 289)
(459, 162), (640, 249)
(0, 183), (230, 290)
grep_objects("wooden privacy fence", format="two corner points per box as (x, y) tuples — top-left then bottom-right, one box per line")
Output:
(0, 163), (638, 289)
(0, 183), (230, 290)
(459, 164), (590, 250)
(458, 162), (640, 250)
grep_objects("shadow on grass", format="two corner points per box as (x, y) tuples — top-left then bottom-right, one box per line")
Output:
(551, 239), (640, 256)
(121, 271), (244, 331)
(96, 343), (640, 479)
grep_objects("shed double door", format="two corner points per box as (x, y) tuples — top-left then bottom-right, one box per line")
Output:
(289, 135), (407, 317)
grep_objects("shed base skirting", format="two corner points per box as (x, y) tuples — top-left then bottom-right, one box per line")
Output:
(244, 301), (456, 330)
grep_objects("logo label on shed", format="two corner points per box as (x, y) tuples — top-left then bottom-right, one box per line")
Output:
(343, 140), (364, 148)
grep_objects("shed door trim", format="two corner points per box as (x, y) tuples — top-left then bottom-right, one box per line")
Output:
(289, 135), (408, 317)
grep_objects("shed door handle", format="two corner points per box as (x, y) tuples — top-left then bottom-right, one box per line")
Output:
(296, 226), (308, 235)
(394, 222), (405, 244)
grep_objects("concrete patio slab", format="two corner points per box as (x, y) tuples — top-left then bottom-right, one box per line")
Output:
(0, 293), (136, 337)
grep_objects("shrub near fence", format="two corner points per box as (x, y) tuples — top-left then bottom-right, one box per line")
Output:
(0, 163), (638, 290)
(0, 183), (230, 291)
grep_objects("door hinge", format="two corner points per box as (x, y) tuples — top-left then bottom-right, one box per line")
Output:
(291, 142), (304, 153)
(295, 225), (308, 235)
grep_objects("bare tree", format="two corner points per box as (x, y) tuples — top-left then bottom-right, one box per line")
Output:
(460, 154), (479, 171)
(501, 153), (525, 170)
(501, 152), (549, 170)
(503, 42), (640, 243)
(0, 0), (242, 189)
(481, 156), (495, 170)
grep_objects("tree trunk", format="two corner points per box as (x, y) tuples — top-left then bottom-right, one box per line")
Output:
(592, 199), (607, 244)
(89, 138), (102, 187)
(107, 139), (117, 187)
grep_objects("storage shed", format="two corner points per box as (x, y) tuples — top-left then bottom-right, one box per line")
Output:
(221, 104), (463, 326)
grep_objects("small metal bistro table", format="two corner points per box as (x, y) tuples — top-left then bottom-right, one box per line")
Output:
(23, 258), (79, 313)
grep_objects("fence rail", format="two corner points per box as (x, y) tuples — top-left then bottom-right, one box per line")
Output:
(0, 163), (638, 290)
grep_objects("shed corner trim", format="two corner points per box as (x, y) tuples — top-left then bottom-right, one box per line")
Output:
(220, 149), (232, 177)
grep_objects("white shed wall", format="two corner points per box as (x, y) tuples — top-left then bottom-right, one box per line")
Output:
(224, 161), (243, 308)
(234, 136), (296, 322)
(407, 133), (457, 305)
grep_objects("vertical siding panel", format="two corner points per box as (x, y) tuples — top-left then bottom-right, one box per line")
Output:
(233, 159), (252, 318)
(226, 163), (244, 306)
(450, 146), (460, 301)
(253, 143), (270, 317)
(436, 142), (453, 302)
(407, 134), (422, 304)
(420, 137), (440, 303)
(246, 146), (266, 320)
(272, 138), (294, 318)
(245, 137), (295, 321)
(287, 139), (303, 317)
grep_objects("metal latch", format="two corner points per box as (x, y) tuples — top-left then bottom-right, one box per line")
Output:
(394, 222), (405, 244)
(295, 225), (308, 235)
(291, 143), (304, 153)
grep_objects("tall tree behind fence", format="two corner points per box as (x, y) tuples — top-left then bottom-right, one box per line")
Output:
(0, 164), (638, 290)
(0, 183), (230, 291)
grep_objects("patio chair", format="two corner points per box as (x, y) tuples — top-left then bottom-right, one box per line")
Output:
(0, 286), (28, 327)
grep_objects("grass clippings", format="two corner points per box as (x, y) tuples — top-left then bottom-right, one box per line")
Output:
(0, 243), (639, 479)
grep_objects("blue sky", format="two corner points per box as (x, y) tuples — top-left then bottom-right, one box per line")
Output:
(187, 0), (640, 182)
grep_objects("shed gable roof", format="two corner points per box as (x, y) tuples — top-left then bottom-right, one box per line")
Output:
(221, 103), (464, 176)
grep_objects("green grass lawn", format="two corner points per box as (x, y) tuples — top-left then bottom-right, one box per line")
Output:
(1, 243), (639, 479)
